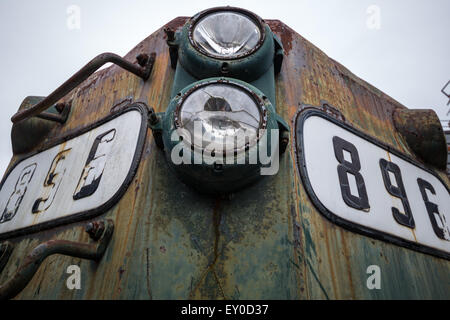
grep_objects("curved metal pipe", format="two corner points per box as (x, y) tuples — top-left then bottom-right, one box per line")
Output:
(0, 220), (114, 300)
(11, 52), (155, 123)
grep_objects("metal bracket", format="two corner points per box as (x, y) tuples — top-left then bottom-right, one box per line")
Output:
(11, 52), (156, 124)
(0, 242), (13, 275)
(165, 27), (178, 69)
(393, 108), (447, 170)
(36, 102), (72, 124)
(148, 106), (164, 149)
(273, 34), (284, 75)
(274, 112), (290, 154)
(0, 219), (114, 300)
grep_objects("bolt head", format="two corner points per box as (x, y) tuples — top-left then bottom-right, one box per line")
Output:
(136, 53), (149, 67)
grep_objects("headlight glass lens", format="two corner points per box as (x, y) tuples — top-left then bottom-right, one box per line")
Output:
(192, 11), (261, 59)
(178, 83), (262, 154)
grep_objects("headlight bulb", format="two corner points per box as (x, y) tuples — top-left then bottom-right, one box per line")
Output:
(176, 82), (263, 155)
(192, 11), (262, 59)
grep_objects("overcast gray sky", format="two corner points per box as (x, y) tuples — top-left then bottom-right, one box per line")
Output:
(0, 0), (449, 176)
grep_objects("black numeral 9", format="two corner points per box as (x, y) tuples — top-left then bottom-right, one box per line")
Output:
(379, 159), (415, 228)
(332, 136), (370, 210)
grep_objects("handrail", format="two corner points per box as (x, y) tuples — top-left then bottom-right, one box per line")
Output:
(0, 219), (114, 300)
(11, 52), (155, 124)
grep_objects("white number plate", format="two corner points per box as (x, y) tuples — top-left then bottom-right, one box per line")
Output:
(0, 105), (147, 238)
(296, 110), (450, 259)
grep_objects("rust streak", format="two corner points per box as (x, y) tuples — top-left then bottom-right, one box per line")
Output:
(189, 198), (223, 299)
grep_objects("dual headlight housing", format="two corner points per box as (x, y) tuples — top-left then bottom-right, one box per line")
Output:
(150, 7), (289, 194)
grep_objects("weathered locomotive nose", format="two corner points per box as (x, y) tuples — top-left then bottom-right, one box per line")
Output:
(0, 6), (448, 301)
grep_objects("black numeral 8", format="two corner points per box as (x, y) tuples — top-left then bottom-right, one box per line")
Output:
(332, 136), (370, 211)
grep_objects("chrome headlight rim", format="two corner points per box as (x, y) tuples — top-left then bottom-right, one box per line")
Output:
(188, 6), (266, 61)
(173, 78), (268, 155)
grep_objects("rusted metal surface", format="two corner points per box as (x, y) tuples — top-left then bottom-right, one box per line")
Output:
(10, 96), (65, 154)
(11, 52), (155, 124)
(393, 108), (447, 169)
(0, 219), (113, 300)
(0, 242), (13, 275)
(0, 16), (448, 300)
(271, 19), (450, 299)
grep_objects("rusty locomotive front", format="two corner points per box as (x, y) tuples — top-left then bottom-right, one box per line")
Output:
(0, 7), (449, 300)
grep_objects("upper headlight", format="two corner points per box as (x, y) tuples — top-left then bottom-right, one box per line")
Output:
(191, 9), (263, 59)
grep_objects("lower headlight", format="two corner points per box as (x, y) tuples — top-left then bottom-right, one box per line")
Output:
(160, 78), (284, 194)
(175, 81), (265, 156)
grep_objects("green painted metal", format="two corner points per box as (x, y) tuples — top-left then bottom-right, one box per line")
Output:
(159, 7), (288, 195)
(0, 12), (448, 300)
